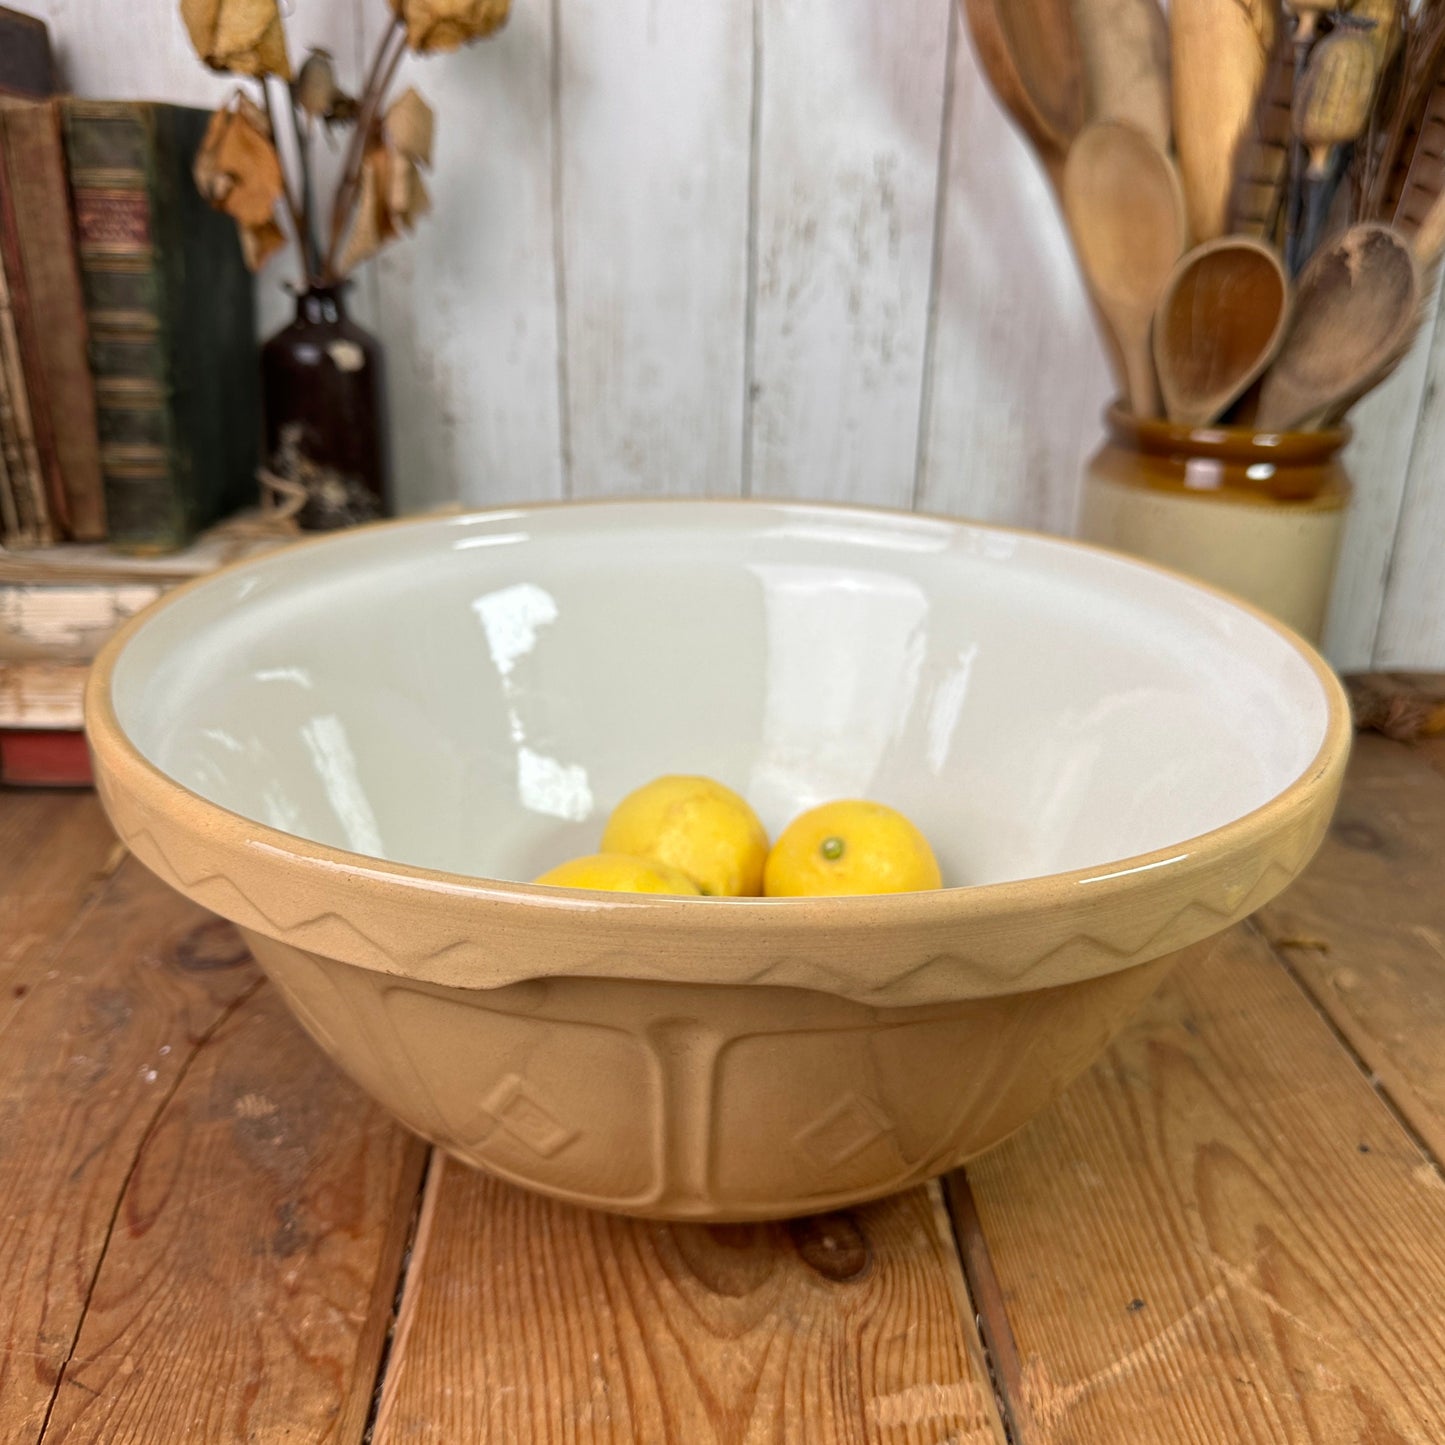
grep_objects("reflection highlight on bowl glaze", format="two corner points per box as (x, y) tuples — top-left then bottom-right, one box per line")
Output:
(472, 580), (595, 823)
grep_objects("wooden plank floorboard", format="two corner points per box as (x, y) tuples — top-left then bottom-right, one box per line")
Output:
(950, 924), (1445, 1445)
(0, 851), (264, 1445)
(371, 1162), (1008, 1445)
(37, 983), (427, 1445)
(0, 791), (121, 981)
(1256, 734), (1445, 1163)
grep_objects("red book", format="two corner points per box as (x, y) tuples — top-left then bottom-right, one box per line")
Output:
(0, 728), (91, 787)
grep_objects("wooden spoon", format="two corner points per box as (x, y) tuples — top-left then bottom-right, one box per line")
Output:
(1172, 0), (1276, 241)
(1257, 224), (1420, 430)
(1063, 121), (1187, 416)
(1153, 238), (1291, 427)
(1072, 0), (1170, 149)
(961, 0), (1085, 187)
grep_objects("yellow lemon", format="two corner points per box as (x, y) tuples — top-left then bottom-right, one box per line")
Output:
(533, 852), (703, 895)
(601, 775), (769, 896)
(764, 800), (942, 897)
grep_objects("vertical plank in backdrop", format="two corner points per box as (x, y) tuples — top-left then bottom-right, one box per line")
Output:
(372, 1164), (1007, 1444)
(1323, 292), (1443, 669)
(377, 1), (563, 513)
(917, 32), (1113, 534)
(1375, 303), (1445, 666)
(556, 0), (753, 498)
(749, 0), (951, 507)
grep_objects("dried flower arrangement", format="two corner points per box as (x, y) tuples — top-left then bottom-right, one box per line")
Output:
(180, 0), (510, 283)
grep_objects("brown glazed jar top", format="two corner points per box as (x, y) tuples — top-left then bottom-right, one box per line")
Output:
(1099, 404), (1351, 505)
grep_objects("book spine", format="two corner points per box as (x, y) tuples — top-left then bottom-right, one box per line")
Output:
(0, 103), (68, 536)
(0, 8), (55, 101)
(62, 101), (185, 553)
(0, 238), (51, 545)
(0, 353), (22, 541)
(0, 102), (105, 540)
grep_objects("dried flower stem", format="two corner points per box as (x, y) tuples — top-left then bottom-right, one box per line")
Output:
(292, 102), (319, 279)
(322, 16), (408, 282)
(260, 76), (310, 287)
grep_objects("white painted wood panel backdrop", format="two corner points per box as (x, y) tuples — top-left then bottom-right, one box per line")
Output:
(27, 0), (1445, 666)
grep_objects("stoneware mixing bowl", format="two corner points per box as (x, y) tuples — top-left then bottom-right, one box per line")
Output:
(86, 500), (1351, 1221)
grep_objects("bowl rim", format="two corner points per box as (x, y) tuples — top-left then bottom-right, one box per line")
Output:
(84, 496), (1352, 1002)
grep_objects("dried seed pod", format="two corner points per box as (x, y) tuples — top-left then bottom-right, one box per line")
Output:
(1294, 30), (1377, 166)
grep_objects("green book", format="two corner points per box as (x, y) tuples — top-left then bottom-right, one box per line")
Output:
(61, 101), (259, 553)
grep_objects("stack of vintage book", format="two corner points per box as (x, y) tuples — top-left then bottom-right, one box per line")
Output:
(0, 4), (268, 784)
(0, 6), (260, 555)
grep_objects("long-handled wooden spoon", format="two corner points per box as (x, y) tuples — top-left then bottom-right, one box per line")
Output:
(1063, 121), (1186, 417)
(1153, 238), (1291, 427)
(961, 0), (1085, 189)
(1172, 0), (1277, 241)
(1257, 223), (1420, 430)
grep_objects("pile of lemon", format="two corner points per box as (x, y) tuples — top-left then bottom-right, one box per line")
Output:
(534, 775), (942, 898)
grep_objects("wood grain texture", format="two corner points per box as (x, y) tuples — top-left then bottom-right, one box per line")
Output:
(556, 0), (752, 499)
(917, 30), (1113, 534)
(0, 789), (117, 977)
(1256, 733), (1445, 1163)
(748, 0), (950, 507)
(955, 925), (1445, 1443)
(0, 858), (260, 1444)
(378, 0), (564, 514)
(40, 984), (427, 1445)
(372, 1161), (1007, 1444)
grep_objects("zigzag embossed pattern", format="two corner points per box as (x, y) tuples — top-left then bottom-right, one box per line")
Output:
(102, 750), (1338, 1008)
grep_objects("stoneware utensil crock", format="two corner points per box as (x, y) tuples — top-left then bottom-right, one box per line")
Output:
(1080, 405), (1351, 643)
(86, 500), (1351, 1222)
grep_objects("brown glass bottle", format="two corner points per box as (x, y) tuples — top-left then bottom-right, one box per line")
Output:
(260, 285), (391, 529)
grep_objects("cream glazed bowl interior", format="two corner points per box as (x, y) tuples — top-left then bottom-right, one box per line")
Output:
(86, 500), (1351, 1221)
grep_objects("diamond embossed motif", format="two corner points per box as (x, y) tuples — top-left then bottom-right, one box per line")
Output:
(481, 1074), (578, 1158)
(795, 1092), (895, 1169)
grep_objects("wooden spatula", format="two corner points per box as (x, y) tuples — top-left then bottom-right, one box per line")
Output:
(1172, 0), (1277, 241)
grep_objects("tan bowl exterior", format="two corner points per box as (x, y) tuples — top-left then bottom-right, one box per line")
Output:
(249, 928), (1187, 1220)
(85, 506), (1353, 1221)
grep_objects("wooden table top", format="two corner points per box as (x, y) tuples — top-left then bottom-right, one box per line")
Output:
(5, 691), (1445, 1444)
